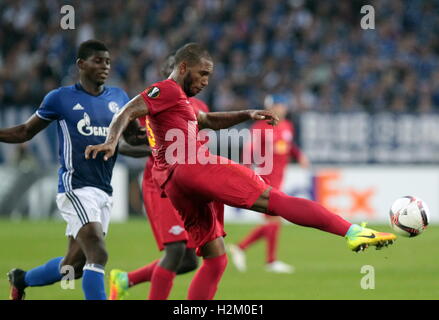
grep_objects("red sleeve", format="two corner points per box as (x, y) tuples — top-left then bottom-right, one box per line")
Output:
(140, 80), (181, 115)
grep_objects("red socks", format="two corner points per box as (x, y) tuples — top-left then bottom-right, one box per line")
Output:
(127, 260), (159, 286)
(187, 254), (228, 300)
(238, 222), (281, 263)
(267, 188), (351, 237)
(148, 265), (176, 300)
(266, 222), (280, 263)
(128, 260), (176, 300)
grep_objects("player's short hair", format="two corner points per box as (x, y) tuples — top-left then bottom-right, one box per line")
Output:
(264, 94), (288, 109)
(160, 55), (176, 78)
(174, 43), (212, 67)
(77, 40), (109, 60)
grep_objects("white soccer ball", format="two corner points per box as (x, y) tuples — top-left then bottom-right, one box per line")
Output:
(389, 196), (430, 237)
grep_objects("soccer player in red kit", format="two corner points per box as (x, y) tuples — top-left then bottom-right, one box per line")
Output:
(86, 43), (396, 300)
(229, 94), (310, 274)
(109, 56), (225, 300)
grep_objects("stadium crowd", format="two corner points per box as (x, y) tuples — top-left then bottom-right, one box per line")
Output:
(0, 0), (438, 113)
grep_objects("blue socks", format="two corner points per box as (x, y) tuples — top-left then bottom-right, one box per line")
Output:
(82, 264), (106, 300)
(23, 257), (107, 300)
(24, 257), (64, 287)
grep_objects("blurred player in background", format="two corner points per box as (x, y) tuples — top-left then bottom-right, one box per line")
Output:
(109, 55), (224, 300)
(86, 43), (397, 300)
(0, 40), (142, 300)
(229, 94), (310, 274)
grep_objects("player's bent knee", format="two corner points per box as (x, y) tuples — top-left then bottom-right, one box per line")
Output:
(177, 249), (199, 275)
(83, 243), (108, 266)
(161, 241), (187, 272)
(92, 248), (108, 266)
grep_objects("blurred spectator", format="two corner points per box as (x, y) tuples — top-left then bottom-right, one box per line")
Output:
(0, 0), (438, 114)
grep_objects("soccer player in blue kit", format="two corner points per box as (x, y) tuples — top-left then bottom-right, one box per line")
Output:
(0, 40), (139, 300)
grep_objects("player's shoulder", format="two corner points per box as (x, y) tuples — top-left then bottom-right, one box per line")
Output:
(189, 97), (209, 113)
(104, 86), (130, 101)
(46, 85), (71, 96)
(145, 79), (183, 99)
(42, 85), (75, 103)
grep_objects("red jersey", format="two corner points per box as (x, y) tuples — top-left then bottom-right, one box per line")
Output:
(244, 119), (302, 189)
(140, 79), (209, 190)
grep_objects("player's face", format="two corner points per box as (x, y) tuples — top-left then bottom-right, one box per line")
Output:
(183, 58), (213, 97)
(80, 51), (111, 85)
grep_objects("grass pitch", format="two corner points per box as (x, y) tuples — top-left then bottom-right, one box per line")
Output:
(0, 219), (438, 300)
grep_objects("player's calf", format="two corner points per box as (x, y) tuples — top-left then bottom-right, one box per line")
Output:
(75, 223), (108, 300)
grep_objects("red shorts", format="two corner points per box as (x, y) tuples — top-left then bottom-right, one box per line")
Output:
(142, 179), (197, 251)
(164, 156), (268, 251)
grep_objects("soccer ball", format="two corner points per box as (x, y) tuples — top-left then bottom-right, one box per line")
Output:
(389, 196), (430, 237)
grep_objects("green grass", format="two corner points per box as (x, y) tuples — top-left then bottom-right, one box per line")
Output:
(1, 219), (438, 300)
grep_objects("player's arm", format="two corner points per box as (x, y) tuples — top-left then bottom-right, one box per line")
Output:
(118, 137), (151, 158)
(0, 114), (50, 143)
(85, 94), (148, 161)
(197, 110), (279, 130)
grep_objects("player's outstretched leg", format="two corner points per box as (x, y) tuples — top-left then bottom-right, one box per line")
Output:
(8, 237), (86, 300)
(252, 188), (396, 252)
(187, 237), (228, 300)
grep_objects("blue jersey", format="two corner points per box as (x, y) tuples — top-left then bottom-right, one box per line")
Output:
(36, 83), (129, 195)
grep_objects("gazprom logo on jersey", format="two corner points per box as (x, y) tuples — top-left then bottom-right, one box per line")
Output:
(108, 101), (120, 113)
(77, 113), (109, 137)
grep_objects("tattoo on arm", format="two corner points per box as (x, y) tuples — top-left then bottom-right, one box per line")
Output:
(106, 95), (149, 145)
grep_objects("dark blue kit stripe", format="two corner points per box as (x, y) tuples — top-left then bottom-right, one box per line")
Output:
(66, 192), (89, 225)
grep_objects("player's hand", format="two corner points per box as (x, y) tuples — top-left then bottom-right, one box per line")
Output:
(85, 142), (117, 161)
(249, 110), (279, 126)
